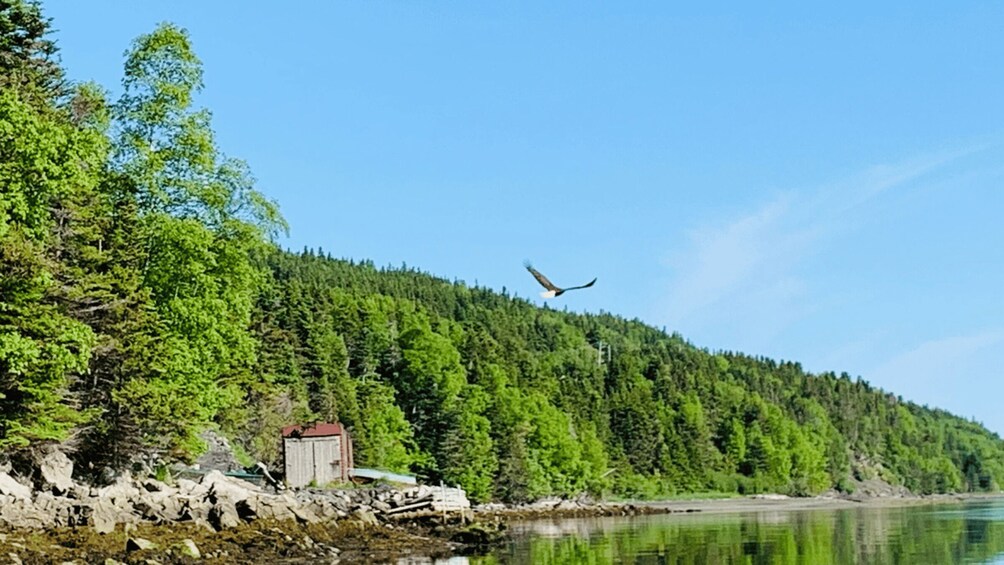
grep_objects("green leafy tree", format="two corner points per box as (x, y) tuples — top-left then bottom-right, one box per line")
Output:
(352, 378), (418, 472)
(109, 23), (284, 458)
(439, 385), (497, 502)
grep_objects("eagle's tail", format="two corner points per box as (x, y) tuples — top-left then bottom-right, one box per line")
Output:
(540, 290), (557, 299)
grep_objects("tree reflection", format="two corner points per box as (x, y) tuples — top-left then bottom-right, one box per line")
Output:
(473, 501), (1004, 564)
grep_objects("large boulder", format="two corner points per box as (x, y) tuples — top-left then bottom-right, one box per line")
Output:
(202, 470), (258, 505)
(236, 494), (297, 522)
(176, 539), (201, 559)
(351, 509), (379, 526)
(0, 497), (49, 528)
(0, 473), (32, 500)
(291, 503), (321, 524)
(126, 537), (157, 552)
(89, 497), (138, 534)
(209, 499), (242, 530)
(175, 478), (209, 499)
(133, 489), (184, 523)
(177, 497), (213, 531)
(33, 493), (76, 527)
(35, 447), (74, 494)
(97, 473), (140, 505)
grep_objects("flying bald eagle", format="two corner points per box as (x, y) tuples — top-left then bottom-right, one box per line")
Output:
(525, 261), (596, 298)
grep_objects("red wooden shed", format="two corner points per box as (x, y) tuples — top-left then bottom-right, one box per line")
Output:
(281, 422), (354, 488)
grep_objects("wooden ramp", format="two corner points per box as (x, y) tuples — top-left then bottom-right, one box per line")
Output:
(432, 485), (470, 512)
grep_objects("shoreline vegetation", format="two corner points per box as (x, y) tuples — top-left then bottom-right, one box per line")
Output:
(0, 463), (999, 564)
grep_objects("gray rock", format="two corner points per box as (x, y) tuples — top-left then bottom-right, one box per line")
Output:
(203, 471), (257, 506)
(141, 479), (168, 493)
(529, 497), (562, 510)
(133, 491), (181, 524)
(0, 498), (48, 529)
(195, 431), (243, 473)
(97, 474), (140, 504)
(176, 538), (200, 559)
(36, 448), (74, 495)
(178, 498), (213, 531)
(157, 496), (184, 522)
(261, 496), (297, 522)
(68, 485), (90, 500)
(0, 472), (32, 500)
(175, 478), (201, 494)
(234, 496), (259, 520)
(290, 503), (321, 524)
(126, 537), (157, 551)
(556, 500), (580, 511)
(90, 499), (127, 534)
(312, 500), (342, 520)
(209, 500), (242, 530)
(33, 492), (76, 527)
(352, 509), (379, 526)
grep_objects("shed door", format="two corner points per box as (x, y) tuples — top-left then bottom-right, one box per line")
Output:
(310, 438), (340, 485)
(332, 436), (342, 480)
(284, 438), (312, 489)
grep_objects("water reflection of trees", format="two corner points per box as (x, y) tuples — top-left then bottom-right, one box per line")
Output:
(473, 502), (1004, 564)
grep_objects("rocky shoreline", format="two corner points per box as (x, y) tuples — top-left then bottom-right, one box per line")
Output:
(0, 458), (683, 564)
(0, 454), (995, 564)
(0, 463), (486, 563)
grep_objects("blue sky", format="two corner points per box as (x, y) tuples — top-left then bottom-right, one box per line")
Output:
(45, 2), (1004, 432)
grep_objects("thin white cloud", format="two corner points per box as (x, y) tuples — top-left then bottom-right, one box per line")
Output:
(809, 149), (970, 218)
(868, 330), (1004, 406)
(663, 195), (798, 320)
(659, 149), (971, 345)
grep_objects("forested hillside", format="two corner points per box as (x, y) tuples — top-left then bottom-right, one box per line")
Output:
(243, 251), (1004, 501)
(2, 1), (1002, 502)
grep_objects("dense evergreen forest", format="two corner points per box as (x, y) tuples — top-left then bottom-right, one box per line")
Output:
(2, 1), (1003, 502)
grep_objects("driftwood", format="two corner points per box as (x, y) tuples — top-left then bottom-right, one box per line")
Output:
(384, 485), (469, 515)
(385, 498), (434, 515)
(255, 462), (285, 491)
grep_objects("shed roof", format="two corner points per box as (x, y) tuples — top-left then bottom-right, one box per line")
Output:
(281, 422), (346, 438)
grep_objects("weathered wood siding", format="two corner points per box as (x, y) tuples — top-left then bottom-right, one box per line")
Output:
(283, 436), (343, 488)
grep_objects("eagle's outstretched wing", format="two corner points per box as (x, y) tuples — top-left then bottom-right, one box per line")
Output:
(525, 262), (596, 298)
(524, 261), (559, 292)
(564, 278), (597, 292)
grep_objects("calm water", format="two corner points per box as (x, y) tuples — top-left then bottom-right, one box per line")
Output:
(434, 497), (1004, 564)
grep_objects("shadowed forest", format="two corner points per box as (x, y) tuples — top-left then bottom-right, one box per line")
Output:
(2, 1), (1003, 503)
